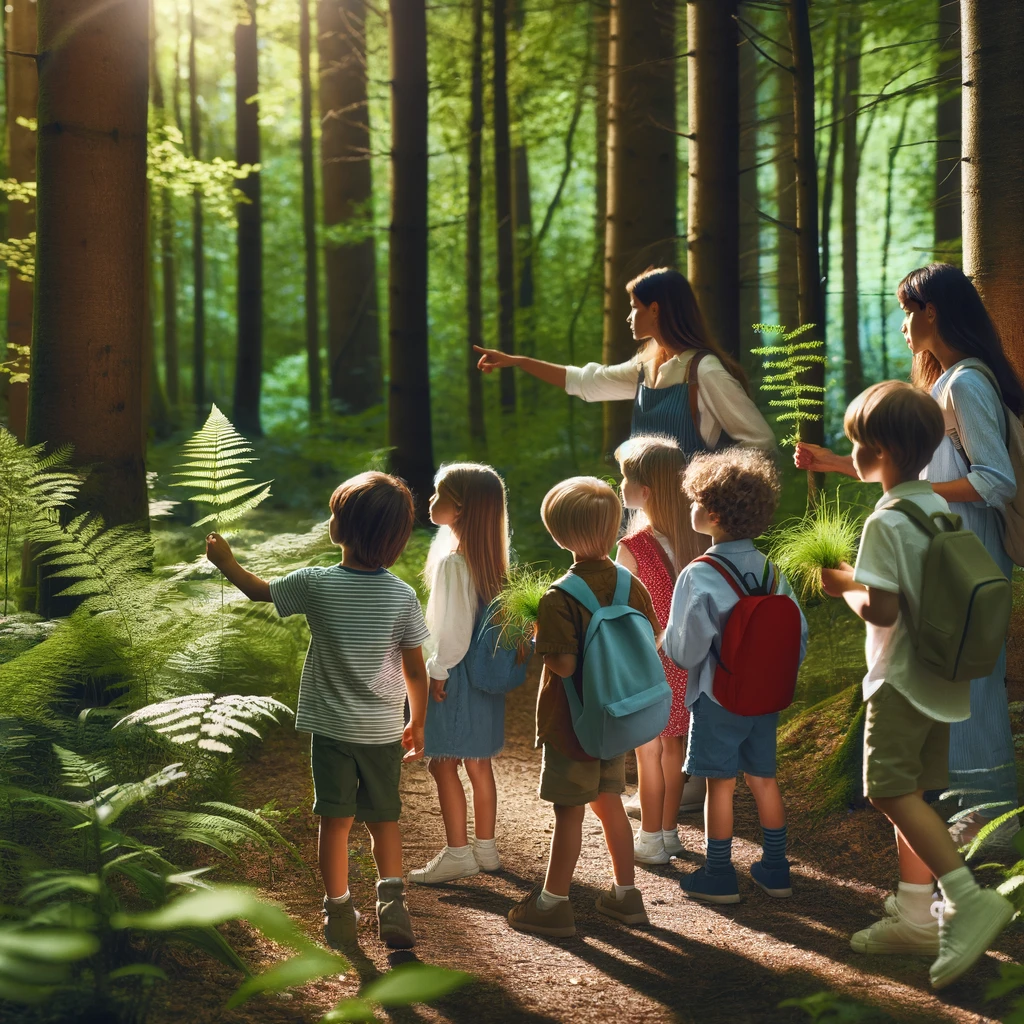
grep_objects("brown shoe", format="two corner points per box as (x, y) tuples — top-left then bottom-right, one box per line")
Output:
(595, 885), (649, 925)
(323, 895), (361, 949)
(376, 878), (415, 949)
(507, 887), (576, 938)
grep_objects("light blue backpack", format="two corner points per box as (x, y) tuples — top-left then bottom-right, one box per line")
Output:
(552, 565), (672, 759)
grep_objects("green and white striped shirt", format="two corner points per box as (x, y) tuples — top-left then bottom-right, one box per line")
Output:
(270, 564), (429, 744)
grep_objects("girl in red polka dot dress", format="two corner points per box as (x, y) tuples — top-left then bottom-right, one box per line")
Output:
(616, 436), (706, 865)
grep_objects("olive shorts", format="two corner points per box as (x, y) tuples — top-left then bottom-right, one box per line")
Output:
(310, 734), (404, 821)
(539, 743), (625, 806)
(863, 684), (950, 799)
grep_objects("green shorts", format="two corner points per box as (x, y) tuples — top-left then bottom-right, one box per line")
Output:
(863, 684), (950, 799)
(539, 743), (626, 807)
(310, 734), (404, 821)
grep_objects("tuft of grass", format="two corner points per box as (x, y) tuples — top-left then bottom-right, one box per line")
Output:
(770, 494), (862, 598)
(495, 564), (557, 650)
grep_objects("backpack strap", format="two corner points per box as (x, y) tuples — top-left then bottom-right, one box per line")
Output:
(695, 552), (778, 597)
(687, 351), (710, 439)
(884, 498), (962, 536)
(939, 358), (1010, 470)
(551, 571), (602, 616)
(612, 563), (633, 606)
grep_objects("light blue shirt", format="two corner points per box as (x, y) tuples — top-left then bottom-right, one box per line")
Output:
(664, 539), (808, 707)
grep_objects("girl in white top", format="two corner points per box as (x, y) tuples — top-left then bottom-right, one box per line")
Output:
(409, 462), (513, 885)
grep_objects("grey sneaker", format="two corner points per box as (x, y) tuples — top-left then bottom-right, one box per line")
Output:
(930, 888), (1015, 990)
(507, 887), (576, 938)
(376, 878), (415, 949)
(595, 886), (649, 925)
(323, 896), (360, 949)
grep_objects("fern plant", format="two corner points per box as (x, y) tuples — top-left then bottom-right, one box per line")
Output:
(751, 324), (826, 447)
(172, 403), (272, 530)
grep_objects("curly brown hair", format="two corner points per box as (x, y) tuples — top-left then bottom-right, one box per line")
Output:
(682, 449), (780, 541)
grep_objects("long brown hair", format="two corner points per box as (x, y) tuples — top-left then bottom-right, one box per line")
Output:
(427, 462), (510, 604)
(616, 435), (700, 574)
(898, 263), (1024, 415)
(627, 267), (750, 395)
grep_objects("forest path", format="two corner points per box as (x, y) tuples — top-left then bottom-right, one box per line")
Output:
(160, 668), (1021, 1024)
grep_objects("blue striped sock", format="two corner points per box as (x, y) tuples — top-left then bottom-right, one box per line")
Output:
(705, 836), (732, 875)
(762, 825), (787, 866)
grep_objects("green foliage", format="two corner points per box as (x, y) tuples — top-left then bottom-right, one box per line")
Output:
(495, 564), (556, 649)
(751, 324), (826, 447)
(324, 962), (474, 1022)
(779, 990), (883, 1022)
(172, 404), (273, 529)
(770, 495), (863, 599)
(0, 233), (35, 282)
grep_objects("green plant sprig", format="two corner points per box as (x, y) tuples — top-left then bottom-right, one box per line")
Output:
(751, 323), (826, 447)
(495, 564), (556, 650)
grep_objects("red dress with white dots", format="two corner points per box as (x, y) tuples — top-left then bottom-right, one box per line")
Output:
(619, 528), (690, 738)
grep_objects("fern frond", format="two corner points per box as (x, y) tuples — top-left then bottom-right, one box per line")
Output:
(752, 323), (825, 448)
(53, 745), (110, 791)
(146, 809), (272, 858)
(172, 404), (272, 529)
(76, 763), (187, 825)
(198, 801), (301, 862)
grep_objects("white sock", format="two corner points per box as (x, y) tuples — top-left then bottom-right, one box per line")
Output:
(536, 887), (569, 911)
(663, 828), (679, 840)
(896, 881), (937, 925)
(447, 844), (475, 858)
(326, 890), (350, 904)
(613, 882), (636, 900)
(473, 837), (497, 850)
(638, 829), (662, 844)
(938, 866), (980, 908)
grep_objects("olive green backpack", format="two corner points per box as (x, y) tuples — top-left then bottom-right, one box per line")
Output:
(886, 499), (1011, 682)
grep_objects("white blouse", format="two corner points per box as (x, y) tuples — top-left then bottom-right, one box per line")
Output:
(424, 552), (478, 681)
(564, 349), (775, 450)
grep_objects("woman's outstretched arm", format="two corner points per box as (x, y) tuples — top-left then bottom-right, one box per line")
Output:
(474, 346), (566, 388)
(794, 443), (858, 478)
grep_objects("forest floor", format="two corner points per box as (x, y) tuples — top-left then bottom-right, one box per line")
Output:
(149, 664), (1024, 1024)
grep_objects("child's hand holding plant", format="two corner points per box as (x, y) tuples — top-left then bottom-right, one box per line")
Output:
(820, 562), (857, 597)
(205, 532), (234, 569)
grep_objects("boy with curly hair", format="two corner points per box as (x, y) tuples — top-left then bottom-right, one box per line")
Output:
(665, 449), (807, 904)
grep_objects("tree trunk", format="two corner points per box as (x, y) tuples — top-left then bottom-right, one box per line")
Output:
(880, 104), (910, 381)
(594, 1), (609, 266)
(841, 12), (863, 400)
(233, 0), (262, 436)
(300, 0), (321, 420)
(189, 0), (205, 421)
(773, 63), (799, 333)
(29, 0), (149, 528)
(787, 0), (826, 499)
(935, 0), (961, 262)
(962, 1), (1024, 382)
(4, 0), (36, 441)
(687, 0), (739, 360)
(493, 0), (516, 412)
(738, 33), (760, 373)
(603, 0), (676, 455)
(819, 17), (842, 330)
(318, 0), (381, 412)
(388, 0), (434, 515)
(466, 0), (486, 443)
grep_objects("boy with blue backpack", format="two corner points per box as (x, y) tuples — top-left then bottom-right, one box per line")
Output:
(666, 448), (807, 905)
(508, 476), (669, 938)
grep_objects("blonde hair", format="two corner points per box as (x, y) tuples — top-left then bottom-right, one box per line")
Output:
(843, 380), (944, 479)
(682, 449), (780, 541)
(615, 435), (698, 573)
(425, 462), (510, 605)
(541, 476), (621, 558)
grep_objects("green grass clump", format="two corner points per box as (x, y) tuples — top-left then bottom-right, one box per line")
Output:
(495, 564), (557, 649)
(770, 495), (863, 598)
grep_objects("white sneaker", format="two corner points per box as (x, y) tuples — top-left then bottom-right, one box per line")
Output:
(472, 839), (501, 872)
(850, 894), (940, 954)
(663, 829), (684, 857)
(680, 776), (706, 814)
(634, 831), (670, 865)
(930, 888), (1015, 990)
(408, 847), (480, 885)
(624, 790), (641, 821)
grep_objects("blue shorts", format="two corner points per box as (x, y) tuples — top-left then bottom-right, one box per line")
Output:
(683, 693), (778, 779)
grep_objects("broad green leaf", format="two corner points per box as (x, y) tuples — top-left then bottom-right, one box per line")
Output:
(0, 927), (99, 962)
(108, 963), (168, 982)
(321, 998), (376, 1023)
(360, 963), (473, 1006)
(227, 947), (346, 1008)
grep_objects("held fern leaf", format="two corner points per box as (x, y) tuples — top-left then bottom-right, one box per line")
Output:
(172, 404), (272, 528)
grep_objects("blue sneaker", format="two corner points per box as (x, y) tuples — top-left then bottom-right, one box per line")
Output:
(679, 865), (740, 904)
(750, 859), (792, 898)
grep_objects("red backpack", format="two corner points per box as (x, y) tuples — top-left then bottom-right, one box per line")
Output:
(694, 553), (802, 717)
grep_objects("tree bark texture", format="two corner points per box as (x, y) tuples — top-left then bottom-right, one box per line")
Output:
(787, 0), (826, 498)
(300, 0), (321, 419)
(603, 0), (676, 455)
(773, 62), (799, 333)
(29, 0), (149, 527)
(4, 0), (37, 441)
(738, 34), (760, 372)
(594, 1), (609, 264)
(962, 0), (1024, 382)
(466, 0), (486, 443)
(388, 0), (434, 514)
(819, 17), (842, 326)
(687, 0), (739, 361)
(318, 0), (381, 412)
(841, 12), (863, 401)
(935, 0), (961, 261)
(233, 0), (263, 436)
(880, 105), (910, 381)
(189, 0), (205, 420)
(493, 0), (516, 411)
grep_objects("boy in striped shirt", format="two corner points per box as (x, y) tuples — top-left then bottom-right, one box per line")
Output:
(206, 471), (430, 951)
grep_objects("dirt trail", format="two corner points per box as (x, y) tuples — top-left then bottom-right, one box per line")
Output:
(154, 668), (1022, 1024)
